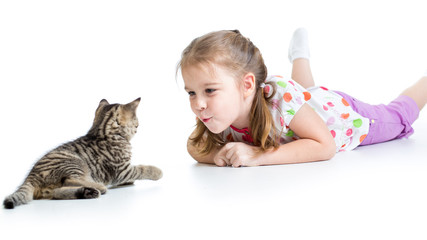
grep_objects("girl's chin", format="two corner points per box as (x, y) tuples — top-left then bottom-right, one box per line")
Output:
(205, 124), (228, 134)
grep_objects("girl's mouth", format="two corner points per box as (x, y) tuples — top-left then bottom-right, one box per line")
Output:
(201, 117), (211, 123)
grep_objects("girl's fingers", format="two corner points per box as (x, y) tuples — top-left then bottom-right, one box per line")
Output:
(214, 158), (227, 167)
(225, 142), (236, 160)
(215, 146), (231, 166)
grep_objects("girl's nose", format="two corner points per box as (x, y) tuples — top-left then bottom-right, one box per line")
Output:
(194, 97), (207, 111)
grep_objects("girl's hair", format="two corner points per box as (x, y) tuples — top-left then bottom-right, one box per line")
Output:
(178, 30), (279, 155)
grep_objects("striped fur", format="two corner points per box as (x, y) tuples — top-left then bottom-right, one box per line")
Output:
(3, 98), (162, 209)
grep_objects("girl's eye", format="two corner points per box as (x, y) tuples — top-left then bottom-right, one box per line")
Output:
(205, 89), (216, 94)
(187, 91), (195, 96)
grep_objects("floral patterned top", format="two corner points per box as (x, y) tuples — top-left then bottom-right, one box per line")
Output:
(221, 75), (370, 152)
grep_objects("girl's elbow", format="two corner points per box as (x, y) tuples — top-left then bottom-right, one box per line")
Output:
(317, 137), (336, 161)
(325, 148), (336, 160)
(323, 142), (336, 160)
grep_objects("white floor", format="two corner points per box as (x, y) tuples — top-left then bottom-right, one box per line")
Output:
(1, 114), (426, 240)
(1, 1), (427, 239)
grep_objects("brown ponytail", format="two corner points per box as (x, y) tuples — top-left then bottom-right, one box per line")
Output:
(250, 81), (279, 150)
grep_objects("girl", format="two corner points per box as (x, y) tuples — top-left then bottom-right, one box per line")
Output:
(178, 28), (427, 167)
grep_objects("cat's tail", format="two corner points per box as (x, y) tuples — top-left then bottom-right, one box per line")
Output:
(3, 180), (35, 209)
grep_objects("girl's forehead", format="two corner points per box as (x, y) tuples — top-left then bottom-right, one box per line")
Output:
(183, 63), (240, 89)
(184, 62), (218, 76)
(186, 62), (238, 79)
(183, 64), (217, 83)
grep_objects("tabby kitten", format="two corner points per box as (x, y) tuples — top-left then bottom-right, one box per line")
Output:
(3, 98), (162, 209)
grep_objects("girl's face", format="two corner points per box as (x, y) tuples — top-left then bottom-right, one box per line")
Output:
(183, 64), (249, 134)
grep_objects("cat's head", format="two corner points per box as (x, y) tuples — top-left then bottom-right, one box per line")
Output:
(88, 98), (141, 141)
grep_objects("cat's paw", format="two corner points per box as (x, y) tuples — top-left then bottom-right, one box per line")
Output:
(98, 186), (107, 195)
(3, 198), (15, 209)
(141, 165), (163, 181)
(76, 187), (101, 199)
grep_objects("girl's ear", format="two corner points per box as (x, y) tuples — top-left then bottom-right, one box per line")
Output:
(242, 72), (256, 98)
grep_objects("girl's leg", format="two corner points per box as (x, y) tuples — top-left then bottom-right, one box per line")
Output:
(288, 28), (315, 89)
(400, 76), (427, 110)
(292, 59), (315, 89)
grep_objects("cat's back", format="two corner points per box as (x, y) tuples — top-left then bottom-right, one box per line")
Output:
(31, 137), (91, 170)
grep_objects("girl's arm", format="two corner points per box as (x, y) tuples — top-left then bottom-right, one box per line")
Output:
(187, 130), (236, 166)
(187, 131), (219, 165)
(225, 103), (336, 167)
(188, 103), (336, 167)
(261, 103), (336, 165)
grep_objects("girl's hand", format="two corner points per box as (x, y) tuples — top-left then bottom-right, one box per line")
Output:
(214, 142), (261, 167)
(213, 145), (230, 167)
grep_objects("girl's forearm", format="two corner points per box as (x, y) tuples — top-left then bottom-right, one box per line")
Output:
(187, 138), (219, 164)
(256, 139), (336, 166)
(187, 135), (336, 166)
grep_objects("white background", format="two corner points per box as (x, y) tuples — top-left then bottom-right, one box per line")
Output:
(0, 0), (426, 239)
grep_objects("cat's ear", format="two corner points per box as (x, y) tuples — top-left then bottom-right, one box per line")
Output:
(124, 98), (141, 112)
(118, 98), (141, 125)
(95, 99), (110, 116)
(99, 99), (109, 107)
